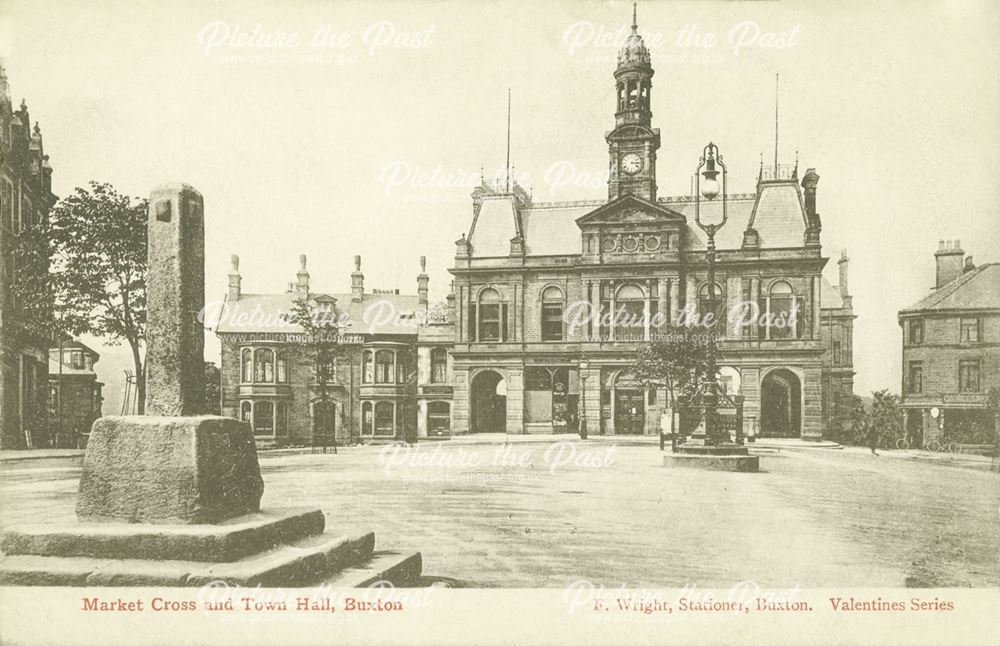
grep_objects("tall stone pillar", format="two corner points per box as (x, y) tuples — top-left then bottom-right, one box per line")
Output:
(669, 278), (680, 327)
(145, 183), (205, 416)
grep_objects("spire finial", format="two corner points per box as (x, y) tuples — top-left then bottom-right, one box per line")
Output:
(632, 2), (638, 33)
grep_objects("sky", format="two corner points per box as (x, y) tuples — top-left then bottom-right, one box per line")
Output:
(2, 0), (998, 413)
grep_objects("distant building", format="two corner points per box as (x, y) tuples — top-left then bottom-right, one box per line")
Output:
(47, 340), (103, 448)
(898, 241), (999, 447)
(0, 66), (56, 449)
(215, 254), (438, 446)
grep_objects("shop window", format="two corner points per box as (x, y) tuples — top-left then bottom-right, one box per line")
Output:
(428, 401), (451, 436)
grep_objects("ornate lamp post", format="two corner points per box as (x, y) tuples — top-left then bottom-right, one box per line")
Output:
(578, 358), (589, 440)
(690, 142), (728, 446)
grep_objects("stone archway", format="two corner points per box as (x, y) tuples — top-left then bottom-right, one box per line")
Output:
(471, 370), (506, 434)
(760, 368), (801, 438)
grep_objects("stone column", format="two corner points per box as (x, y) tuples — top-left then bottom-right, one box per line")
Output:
(669, 278), (680, 327)
(657, 278), (668, 332)
(145, 183), (206, 416)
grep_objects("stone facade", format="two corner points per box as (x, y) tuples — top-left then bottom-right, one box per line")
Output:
(47, 339), (103, 448)
(446, 14), (855, 441)
(0, 66), (56, 449)
(898, 242), (999, 447)
(215, 255), (437, 445)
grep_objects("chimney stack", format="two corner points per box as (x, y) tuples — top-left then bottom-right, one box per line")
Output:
(351, 255), (364, 302)
(963, 255), (976, 273)
(296, 254), (309, 300)
(934, 240), (964, 288)
(228, 254), (241, 301)
(417, 256), (429, 307)
(801, 168), (820, 220)
(837, 249), (852, 308)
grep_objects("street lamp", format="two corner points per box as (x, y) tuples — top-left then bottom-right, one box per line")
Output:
(578, 358), (589, 440)
(691, 142), (728, 446)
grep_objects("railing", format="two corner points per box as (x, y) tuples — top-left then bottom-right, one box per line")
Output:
(759, 164), (798, 182)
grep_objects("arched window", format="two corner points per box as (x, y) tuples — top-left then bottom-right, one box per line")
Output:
(698, 282), (726, 334)
(240, 401), (252, 423)
(275, 401), (288, 436)
(361, 402), (373, 436)
(362, 350), (374, 384)
(430, 347), (448, 383)
(428, 401), (451, 436)
(375, 350), (395, 384)
(374, 402), (394, 436)
(254, 349), (274, 382)
(241, 349), (253, 383)
(616, 284), (646, 342)
(472, 288), (507, 342)
(768, 281), (796, 340)
(541, 286), (564, 341)
(254, 401), (274, 435)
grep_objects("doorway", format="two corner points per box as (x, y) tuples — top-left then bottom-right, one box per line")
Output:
(471, 370), (506, 433)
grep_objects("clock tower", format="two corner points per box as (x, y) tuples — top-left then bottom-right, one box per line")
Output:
(607, 4), (660, 202)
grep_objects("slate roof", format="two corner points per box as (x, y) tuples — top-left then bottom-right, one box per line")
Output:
(214, 292), (424, 337)
(465, 181), (808, 257)
(899, 263), (1000, 314)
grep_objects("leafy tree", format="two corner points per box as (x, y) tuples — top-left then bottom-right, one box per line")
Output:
(284, 299), (345, 452)
(869, 389), (903, 447)
(629, 327), (713, 448)
(204, 361), (221, 415)
(47, 182), (148, 412)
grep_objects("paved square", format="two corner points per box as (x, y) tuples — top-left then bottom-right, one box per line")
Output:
(2, 441), (998, 588)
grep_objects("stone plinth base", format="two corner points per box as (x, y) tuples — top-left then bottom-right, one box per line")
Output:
(0, 507), (422, 587)
(77, 416), (263, 524)
(665, 444), (760, 473)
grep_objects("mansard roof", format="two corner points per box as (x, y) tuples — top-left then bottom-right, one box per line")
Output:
(463, 179), (813, 258)
(899, 263), (1000, 314)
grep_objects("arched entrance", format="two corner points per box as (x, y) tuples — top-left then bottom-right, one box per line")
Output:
(471, 370), (506, 433)
(760, 368), (801, 438)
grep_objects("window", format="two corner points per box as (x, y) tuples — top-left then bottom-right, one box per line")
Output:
(960, 318), (980, 343)
(477, 288), (503, 342)
(908, 319), (924, 345)
(240, 401), (252, 423)
(375, 350), (395, 384)
(431, 347), (448, 383)
(362, 350), (374, 384)
(616, 284), (646, 342)
(647, 388), (657, 405)
(833, 340), (842, 365)
(908, 362), (923, 394)
(253, 401), (274, 434)
(254, 349), (274, 382)
(959, 360), (980, 393)
(396, 351), (410, 384)
(767, 281), (795, 340)
(277, 355), (287, 383)
(48, 386), (59, 415)
(361, 402), (373, 435)
(374, 402), (394, 436)
(699, 282), (727, 337)
(241, 349), (253, 383)
(541, 286), (564, 341)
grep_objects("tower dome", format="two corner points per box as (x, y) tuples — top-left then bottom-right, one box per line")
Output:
(617, 4), (651, 68)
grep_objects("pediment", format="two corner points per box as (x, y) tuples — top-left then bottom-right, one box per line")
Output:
(576, 195), (686, 228)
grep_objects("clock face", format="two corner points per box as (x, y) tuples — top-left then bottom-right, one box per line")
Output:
(621, 153), (643, 175)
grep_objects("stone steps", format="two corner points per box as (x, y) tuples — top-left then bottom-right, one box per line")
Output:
(320, 551), (423, 588)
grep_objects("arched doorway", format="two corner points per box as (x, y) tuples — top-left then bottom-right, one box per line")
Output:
(471, 370), (506, 433)
(760, 368), (801, 438)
